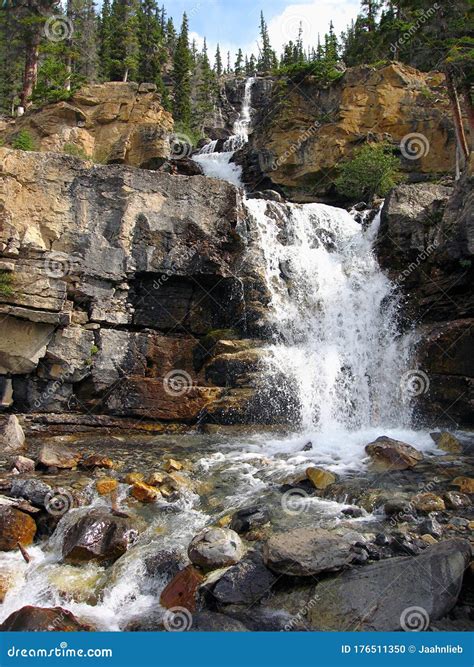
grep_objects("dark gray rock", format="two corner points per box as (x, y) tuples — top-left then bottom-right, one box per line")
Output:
(212, 552), (276, 606)
(190, 611), (248, 632)
(263, 527), (357, 576)
(419, 516), (443, 538)
(229, 505), (270, 534)
(308, 538), (471, 630)
(9, 478), (52, 507)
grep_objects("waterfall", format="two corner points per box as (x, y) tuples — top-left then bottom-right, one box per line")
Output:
(246, 199), (413, 433)
(224, 77), (256, 151)
(194, 75), (415, 435)
(193, 77), (256, 185)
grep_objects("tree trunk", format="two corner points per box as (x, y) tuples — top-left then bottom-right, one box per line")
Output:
(460, 84), (474, 152)
(444, 66), (469, 173)
(20, 29), (41, 109)
(123, 68), (129, 83)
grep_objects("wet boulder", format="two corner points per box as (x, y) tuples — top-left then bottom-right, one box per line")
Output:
(306, 466), (337, 490)
(0, 506), (36, 550)
(62, 509), (139, 565)
(191, 611), (248, 631)
(38, 443), (81, 469)
(0, 606), (90, 631)
(263, 527), (357, 576)
(308, 538), (472, 631)
(430, 431), (463, 454)
(365, 436), (423, 470)
(145, 547), (189, 582)
(11, 455), (35, 474)
(211, 551), (277, 606)
(229, 505), (270, 534)
(9, 478), (53, 507)
(160, 564), (204, 612)
(188, 527), (244, 570)
(0, 415), (25, 452)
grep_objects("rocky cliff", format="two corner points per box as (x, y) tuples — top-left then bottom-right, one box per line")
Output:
(238, 63), (456, 202)
(0, 148), (286, 427)
(376, 158), (474, 426)
(0, 83), (173, 168)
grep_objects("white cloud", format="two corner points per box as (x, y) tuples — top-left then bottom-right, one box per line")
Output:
(190, 0), (360, 65)
(268, 1), (360, 54)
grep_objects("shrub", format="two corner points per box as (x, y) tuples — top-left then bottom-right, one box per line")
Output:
(63, 142), (90, 160)
(11, 130), (36, 152)
(0, 271), (14, 297)
(335, 142), (403, 201)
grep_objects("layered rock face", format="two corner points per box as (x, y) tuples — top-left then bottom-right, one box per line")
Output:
(1, 82), (173, 168)
(0, 148), (280, 425)
(376, 159), (473, 426)
(237, 63), (456, 202)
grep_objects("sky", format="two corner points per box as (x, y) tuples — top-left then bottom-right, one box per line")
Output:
(166, 0), (361, 62)
(90, 1), (362, 64)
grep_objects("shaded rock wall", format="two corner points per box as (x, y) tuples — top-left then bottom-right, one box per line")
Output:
(0, 149), (284, 426)
(376, 159), (474, 426)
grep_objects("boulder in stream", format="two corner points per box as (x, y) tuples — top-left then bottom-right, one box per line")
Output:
(0, 606), (90, 631)
(62, 508), (139, 564)
(38, 443), (81, 469)
(211, 551), (277, 606)
(0, 506), (36, 550)
(308, 538), (472, 630)
(0, 415), (25, 452)
(365, 436), (423, 470)
(188, 527), (244, 570)
(263, 527), (357, 576)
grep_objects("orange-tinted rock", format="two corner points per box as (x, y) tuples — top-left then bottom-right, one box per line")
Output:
(124, 472), (144, 484)
(0, 507), (36, 551)
(412, 493), (446, 513)
(82, 455), (116, 469)
(452, 477), (474, 494)
(160, 565), (204, 612)
(95, 478), (118, 495)
(365, 436), (423, 470)
(131, 481), (159, 503)
(0, 606), (91, 631)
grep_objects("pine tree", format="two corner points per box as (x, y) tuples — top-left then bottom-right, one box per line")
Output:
(194, 37), (216, 131)
(99, 0), (113, 80)
(258, 11), (275, 72)
(214, 44), (223, 77)
(69, 0), (99, 82)
(109, 0), (140, 82)
(172, 12), (192, 128)
(235, 48), (244, 75)
(324, 21), (339, 63)
(137, 0), (164, 85)
(0, 4), (24, 113)
(248, 53), (257, 75)
(165, 17), (177, 52)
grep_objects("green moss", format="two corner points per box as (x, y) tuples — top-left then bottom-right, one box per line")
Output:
(0, 271), (14, 297)
(90, 344), (99, 356)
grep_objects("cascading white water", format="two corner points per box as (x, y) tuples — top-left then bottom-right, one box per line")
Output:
(224, 77), (255, 151)
(246, 199), (413, 432)
(193, 77), (256, 186)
